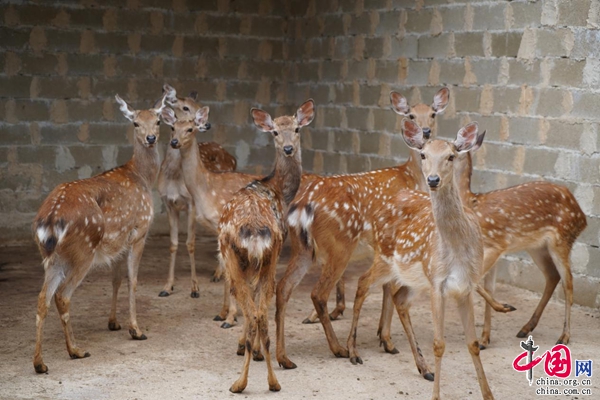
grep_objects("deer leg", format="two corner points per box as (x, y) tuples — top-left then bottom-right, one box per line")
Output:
(516, 247), (561, 340)
(55, 289), (90, 360)
(347, 265), (376, 365)
(108, 263), (122, 331)
(302, 277), (345, 324)
(159, 204), (179, 297)
(456, 292), (494, 400)
(127, 239), (147, 340)
(475, 283), (516, 313)
(479, 267), (496, 349)
(554, 248), (573, 345)
(251, 286), (264, 361)
(392, 286), (434, 381)
(211, 262), (224, 282)
(186, 202), (199, 298)
(33, 265), (62, 374)
(430, 289), (446, 400)
(377, 283), (398, 354)
(258, 257), (280, 391)
(311, 251), (353, 359)
(214, 258), (238, 329)
(275, 239), (313, 369)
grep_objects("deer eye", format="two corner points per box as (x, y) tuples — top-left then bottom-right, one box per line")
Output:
(133, 122), (139, 128)
(409, 115), (415, 120)
(156, 120), (160, 125)
(171, 127), (174, 131)
(187, 128), (193, 133)
(431, 113), (436, 119)
(273, 131), (278, 136)
(295, 128), (299, 133)
(183, 106), (190, 112)
(448, 155), (454, 162)
(420, 153), (426, 160)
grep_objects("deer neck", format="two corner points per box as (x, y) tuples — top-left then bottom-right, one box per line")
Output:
(265, 148), (302, 206)
(430, 178), (472, 249)
(405, 149), (428, 191)
(131, 140), (161, 188)
(454, 152), (476, 205)
(179, 136), (209, 201)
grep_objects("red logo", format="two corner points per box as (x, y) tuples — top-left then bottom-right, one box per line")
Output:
(513, 336), (572, 385)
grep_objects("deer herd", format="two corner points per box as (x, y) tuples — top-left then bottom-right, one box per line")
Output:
(31, 84), (586, 399)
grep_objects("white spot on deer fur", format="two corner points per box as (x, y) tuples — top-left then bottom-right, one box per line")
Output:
(36, 226), (51, 244)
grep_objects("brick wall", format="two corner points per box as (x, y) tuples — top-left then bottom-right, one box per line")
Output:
(284, 0), (600, 307)
(1, 0), (599, 307)
(0, 0), (296, 240)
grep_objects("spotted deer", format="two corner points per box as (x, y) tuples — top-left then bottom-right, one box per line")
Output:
(32, 94), (166, 373)
(157, 84), (237, 298)
(275, 88), (451, 370)
(377, 129), (586, 353)
(219, 100), (314, 393)
(347, 120), (494, 400)
(161, 106), (262, 329)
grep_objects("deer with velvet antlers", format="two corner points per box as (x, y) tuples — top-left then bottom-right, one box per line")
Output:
(157, 84), (237, 299)
(219, 100), (314, 393)
(347, 120), (494, 400)
(32, 94), (166, 373)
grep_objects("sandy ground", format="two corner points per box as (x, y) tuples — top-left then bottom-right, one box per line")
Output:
(0, 233), (599, 400)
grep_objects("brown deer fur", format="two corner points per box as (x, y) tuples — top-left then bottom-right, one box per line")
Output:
(275, 88), (451, 371)
(157, 84), (236, 298)
(219, 100), (314, 393)
(162, 106), (260, 328)
(347, 120), (494, 400)
(32, 94), (166, 373)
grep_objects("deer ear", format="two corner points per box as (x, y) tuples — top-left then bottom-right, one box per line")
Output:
(454, 122), (479, 153)
(401, 118), (425, 150)
(432, 87), (450, 114)
(163, 84), (178, 106)
(251, 108), (275, 132)
(189, 91), (198, 101)
(161, 108), (177, 127)
(470, 130), (486, 153)
(115, 94), (136, 122)
(390, 91), (410, 115)
(152, 92), (167, 114)
(295, 99), (315, 128)
(194, 106), (209, 127)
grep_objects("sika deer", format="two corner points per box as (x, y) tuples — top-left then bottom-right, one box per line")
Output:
(347, 120), (493, 400)
(32, 94), (166, 373)
(275, 88), (450, 371)
(157, 84), (236, 298)
(162, 106), (260, 328)
(376, 131), (586, 353)
(219, 100), (314, 393)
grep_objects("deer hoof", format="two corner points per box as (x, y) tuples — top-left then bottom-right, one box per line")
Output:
(237, 344), (245, 356)
(269, 383), (281, 392)
(278, 360), (297, 370)
(479, 343), (487, 350)
(190, 291), (200, 298)
(504, 303), (516, 312)
(220, 322), (233, 329)
(301, 318), (316, 324)
(34, 363), (48, 374)
(516, 330), (528, 338)
(424, 372), (435, 382)
(108, 321), (121, 331)
(158, 291), (170, 297)
(129, 329), (147, 340)
(252, 351), (264, 362)
(350, 356), (363, 365)
(384, 346), (399, 355)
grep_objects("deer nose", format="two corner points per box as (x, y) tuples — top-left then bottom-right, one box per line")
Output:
(427, 175), (440, 188)
(283, 145), (294, 155)
(422, 128), (431, 139)
(205, 122), (211, 130)
(146, 135), (156, 144)
(170, 139), (179, 148)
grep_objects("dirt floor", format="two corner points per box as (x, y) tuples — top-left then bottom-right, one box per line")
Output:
(0, 233), (599, 400)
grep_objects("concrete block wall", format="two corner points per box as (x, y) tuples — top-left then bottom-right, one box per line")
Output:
(0, 0), (295, 240)
(1, 0), (600, 307)
(284, 0), (600, 308)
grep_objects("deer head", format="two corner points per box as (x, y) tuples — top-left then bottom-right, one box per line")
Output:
(250, 99), (315, 158)
(162, 106), (210, 150)
(390, 87), (449, 139)
(401, 119), (480, 191)
(162, 84), (207, 125)
(116, 93), (166, 148)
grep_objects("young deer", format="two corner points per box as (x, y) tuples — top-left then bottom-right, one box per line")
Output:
(275, 88), (450, 371)
(157, 84), (237, 298)
(162, 107), (260, 328)
(347, 120), (493, 400)
(219, 100), (314, 393)
(32, 94), (166, 373)
(376, 131), (586, 353)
